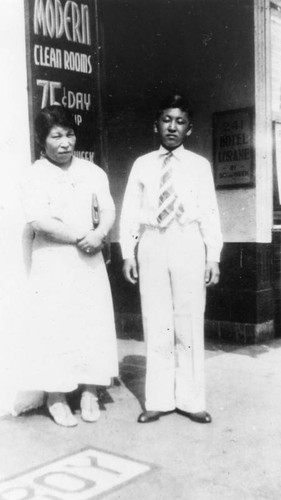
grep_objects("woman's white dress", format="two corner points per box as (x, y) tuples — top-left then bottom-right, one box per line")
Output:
(19, 156), (118, 394)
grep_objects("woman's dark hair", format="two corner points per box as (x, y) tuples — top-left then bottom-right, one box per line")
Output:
(155, 94), (193, 122)
(35, 105), (77, 147)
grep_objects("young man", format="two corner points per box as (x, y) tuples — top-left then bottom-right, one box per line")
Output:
(119, 94), (223, 424)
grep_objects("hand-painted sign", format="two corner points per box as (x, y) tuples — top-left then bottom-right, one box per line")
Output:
(0, 448), (151, 499)
(24, 0), (101, 162)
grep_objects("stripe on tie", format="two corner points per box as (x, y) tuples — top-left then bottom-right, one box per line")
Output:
(157, 152), (176, 227)
(157, 152), (185, 227)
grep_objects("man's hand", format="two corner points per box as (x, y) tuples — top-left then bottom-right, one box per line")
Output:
(123, 257), (138, 284)
(77, 229), (105, 255)
(204, 261), (220, 287)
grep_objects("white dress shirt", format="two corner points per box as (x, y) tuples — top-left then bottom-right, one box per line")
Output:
(120, 145), (223, 262)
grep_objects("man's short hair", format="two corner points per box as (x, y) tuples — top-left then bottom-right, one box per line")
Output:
(155, 94), (193, 122)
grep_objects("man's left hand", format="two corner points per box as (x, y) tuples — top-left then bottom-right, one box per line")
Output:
(204, 261), (220, 287)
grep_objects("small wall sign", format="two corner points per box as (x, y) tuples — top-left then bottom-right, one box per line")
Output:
(213, 108), (254, 188)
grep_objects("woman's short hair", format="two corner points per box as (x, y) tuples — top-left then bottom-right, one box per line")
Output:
(35, 105), (77, 147)
(155, 94), (193, 122)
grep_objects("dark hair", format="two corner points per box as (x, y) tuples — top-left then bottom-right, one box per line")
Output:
(35, 105), (77, 147)
(155, 94), (193, 122)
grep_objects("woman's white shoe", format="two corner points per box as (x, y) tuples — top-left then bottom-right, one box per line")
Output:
(47, 393), (78, 427)
(80, 391), (100, 423)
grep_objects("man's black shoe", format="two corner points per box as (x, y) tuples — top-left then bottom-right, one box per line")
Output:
(137, 410), (165, 423)
(177, 409), (212, 424)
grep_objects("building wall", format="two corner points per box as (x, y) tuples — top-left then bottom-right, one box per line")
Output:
(0, 2), (31, 305)
(0, 2), (32, 390)
(99, 0), (276, 342)
(1, 1), (275, 344)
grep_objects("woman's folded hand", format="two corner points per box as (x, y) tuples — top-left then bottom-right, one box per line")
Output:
(76, 228), (106, 255)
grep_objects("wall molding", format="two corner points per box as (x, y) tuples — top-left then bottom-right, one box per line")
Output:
(254, 0), (273, 242)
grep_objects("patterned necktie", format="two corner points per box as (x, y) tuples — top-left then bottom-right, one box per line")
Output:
(157, 152), (185, 228)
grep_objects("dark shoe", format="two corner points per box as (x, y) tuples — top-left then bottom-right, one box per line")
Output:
(137, 410), (165, 423)
(177, 409), (212, 424)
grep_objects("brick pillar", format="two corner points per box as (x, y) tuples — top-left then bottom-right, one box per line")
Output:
(205, 242), (274, 343)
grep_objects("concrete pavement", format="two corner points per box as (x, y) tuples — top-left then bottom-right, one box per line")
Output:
(0, 337), (281, 499)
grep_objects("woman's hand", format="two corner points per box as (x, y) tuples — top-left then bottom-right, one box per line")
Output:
(123, 258), (138, 284)
(204, 261), (220, 287)
(77, 228), (106, 255)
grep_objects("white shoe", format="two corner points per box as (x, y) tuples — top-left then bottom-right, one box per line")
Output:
(47, 394), (78, 427)
(80, 391), (100, 423)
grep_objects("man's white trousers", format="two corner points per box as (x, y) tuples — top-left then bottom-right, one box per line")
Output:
(138, 221), (206, 413)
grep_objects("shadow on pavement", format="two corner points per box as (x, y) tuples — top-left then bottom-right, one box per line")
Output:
(205, 338), (281, 358)
(119, 355), (146, 410)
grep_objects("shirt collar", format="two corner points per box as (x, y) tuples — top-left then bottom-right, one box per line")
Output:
(158, 144), (185, 160)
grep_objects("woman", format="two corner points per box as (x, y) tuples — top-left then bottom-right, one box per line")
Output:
(20, 105), (118, 427)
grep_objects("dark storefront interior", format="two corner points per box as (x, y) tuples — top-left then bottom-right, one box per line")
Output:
(98, 1), (273, 342)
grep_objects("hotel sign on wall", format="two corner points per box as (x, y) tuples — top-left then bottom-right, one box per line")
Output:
(24, 0), (100, 162)
(213, 108), (254, 188)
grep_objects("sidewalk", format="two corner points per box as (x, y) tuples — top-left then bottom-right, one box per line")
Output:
(1, 337), (281, 499)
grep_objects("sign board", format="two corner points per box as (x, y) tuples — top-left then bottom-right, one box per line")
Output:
(24, 0), (103, 164)
(213, 108), (254, 188)
(0, 448), (151, 499)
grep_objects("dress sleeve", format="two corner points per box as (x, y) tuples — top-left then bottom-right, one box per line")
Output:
(95, 168), (115, 213)
(20, 167), (51, 223)
(119, 160), (143, 260)
(197, 160), (223, 262)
